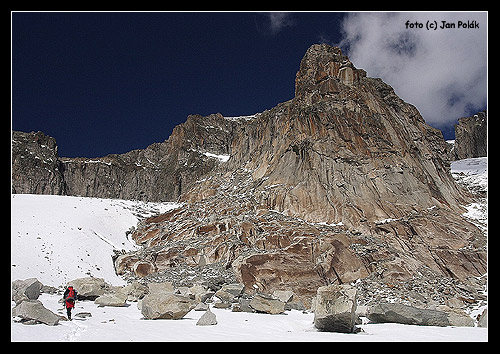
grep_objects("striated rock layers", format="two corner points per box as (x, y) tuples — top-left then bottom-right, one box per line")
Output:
(113, 44), (486, 306)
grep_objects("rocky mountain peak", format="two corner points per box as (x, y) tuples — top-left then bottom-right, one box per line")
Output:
(295, 44), (366, 101)
(180, 44), (466, 230)
(113, 44), (486, 305)
(12, 131), (65, 195)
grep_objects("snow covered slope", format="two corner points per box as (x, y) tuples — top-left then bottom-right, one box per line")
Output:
(451, 156), (487, 188)
(451, 157), (487, 232)
(11, 194), (180, 286)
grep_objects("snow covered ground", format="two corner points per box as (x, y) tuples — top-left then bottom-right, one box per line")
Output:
(451, 157), (487, 233)
(11, 194), (181, 286)
(11, 293), (487, 342)
(11, 157), (488, 341)
(451, 157), (487, 191)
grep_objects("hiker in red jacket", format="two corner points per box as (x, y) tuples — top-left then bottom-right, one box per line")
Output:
(63, 286), (78, 320)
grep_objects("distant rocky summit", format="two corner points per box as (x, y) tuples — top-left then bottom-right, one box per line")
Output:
(12, 131), (65, 195)
(12, 44), (487, 310)
(451, 110), (487, 160)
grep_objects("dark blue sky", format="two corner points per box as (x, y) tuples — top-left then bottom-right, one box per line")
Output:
(12, 12), (476, 158)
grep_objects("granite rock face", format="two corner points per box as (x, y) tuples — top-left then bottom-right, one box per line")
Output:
(452, 110), (487, 160)
(12, 131), (66, 195)
(115, 44), (486, 306)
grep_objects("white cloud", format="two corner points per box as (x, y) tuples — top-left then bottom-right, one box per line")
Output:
(256, 12), (294, 35)
(338, 12), (487, 128)
(268, 13), (293, 33)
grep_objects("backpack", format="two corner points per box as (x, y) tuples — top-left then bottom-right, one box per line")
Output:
(66, 287), (75, 301)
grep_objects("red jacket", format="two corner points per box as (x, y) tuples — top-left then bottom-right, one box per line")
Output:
(64, 287), (77, 309)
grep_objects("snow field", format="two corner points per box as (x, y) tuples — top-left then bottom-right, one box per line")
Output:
(12, 293), (487, 342)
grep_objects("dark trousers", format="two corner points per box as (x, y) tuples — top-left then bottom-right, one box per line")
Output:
(66, 306), (72, 320)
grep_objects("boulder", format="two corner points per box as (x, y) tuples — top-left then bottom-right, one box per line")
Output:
(249, 293), (285, 314)
(189, 284), (214, 303)
(141, 292), (196, 319)
(94, 292), (128, 307)
(272, 290), (294, 303)
(478, 308), (487, 327)
(436, 305), (474, 327)
(196, 308), (217, 326)
(213, 301), (232, 309)
(75, 312), (92, 319)
(367, 303), (450, 327)
(215, 283), (244, 303)
(313, 284), (358, 333)
(12, 278), (43, 304)
(121, 281), (148, 301)
(447, 311), (474, 327)
(67, 277), (109, 300)
(12, 300), (60, 326)
(133, 261), (155, 277)
(235, 298), (254, 313)
(194, 302), (209, 311)
(147, 281), (175, 294)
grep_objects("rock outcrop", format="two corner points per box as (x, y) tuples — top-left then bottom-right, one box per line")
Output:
(12, 131), (66, 195)
(452, 110), (487, 160)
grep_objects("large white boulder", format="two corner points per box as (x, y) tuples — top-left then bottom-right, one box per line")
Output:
(12, 300), (60, 326)
(313, 284), (357, 333)
(141, 292), (196, 319)
(12, 278), (43, 304)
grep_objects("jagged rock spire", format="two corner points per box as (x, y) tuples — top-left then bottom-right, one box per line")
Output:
(295, 44), (366, 101)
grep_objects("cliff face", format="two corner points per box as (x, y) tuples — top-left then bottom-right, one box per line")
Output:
(12, 131), (66, 195)
(453, 110), (487, 160)
(58, 113), (239, 201)
(184, 44), (467, 228)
